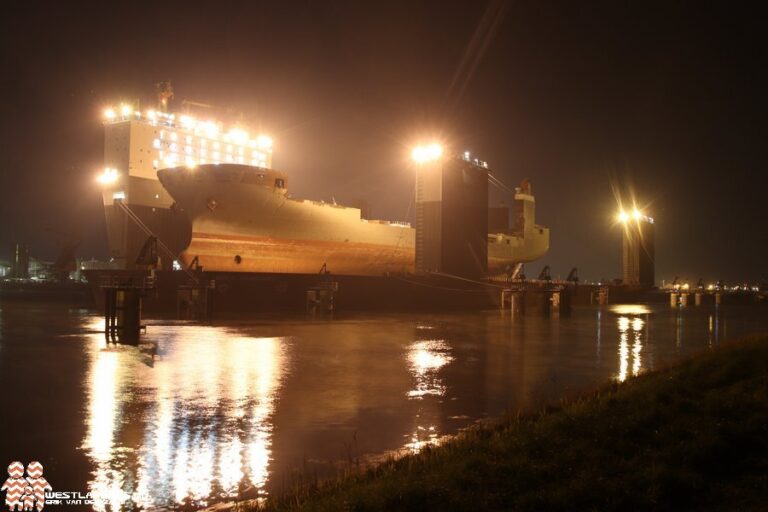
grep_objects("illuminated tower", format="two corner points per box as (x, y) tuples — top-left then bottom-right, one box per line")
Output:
(413, 145), (489, 279)
(618, 209), (655, 287)
(98, 100), (273, 269)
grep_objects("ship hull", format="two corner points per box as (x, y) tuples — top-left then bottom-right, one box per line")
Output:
(159, 165), (415, 276)
(157, 164), (548, 277)
(186, 232), (414, 275)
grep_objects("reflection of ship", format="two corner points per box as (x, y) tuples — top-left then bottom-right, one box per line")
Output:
(157, 164), (548, 276)
(98, 86), (548, 277)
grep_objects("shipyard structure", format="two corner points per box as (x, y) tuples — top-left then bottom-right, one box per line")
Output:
(94, 88), (550, 313)
(618, 209), (655, 287)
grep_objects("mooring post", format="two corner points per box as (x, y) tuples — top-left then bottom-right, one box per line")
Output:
(511, 290), (525, 315)
(121, 289), (142, 345)
(104, 288), (115, 343)
(101, 274), (149, 345)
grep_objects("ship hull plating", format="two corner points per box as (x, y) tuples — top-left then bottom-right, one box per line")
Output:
(158, 164), (548, 276)
(159, 165), (415, 276)
(188, 232), (414, 275)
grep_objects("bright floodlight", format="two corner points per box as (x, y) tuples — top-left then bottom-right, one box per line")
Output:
(120, 104), (132, 117)
(180, 115), (196, 128)
(228, 128), (249, 144)
(617, 210), (629, 223)
(104, 108), (116, 120)
(97, 167), (119, 185)
(203, 120), (219, 137)
(412, 143), (443, 164)
(257, 135), (273, 149)
(632, 208), (642, 220)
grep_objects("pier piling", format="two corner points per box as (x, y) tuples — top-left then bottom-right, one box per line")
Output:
(101, 274), (153, 344)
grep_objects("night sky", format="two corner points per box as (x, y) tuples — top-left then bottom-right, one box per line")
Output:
(1, 1), (765, 283)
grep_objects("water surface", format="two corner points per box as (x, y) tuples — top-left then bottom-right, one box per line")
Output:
(0, 302), (765, 510)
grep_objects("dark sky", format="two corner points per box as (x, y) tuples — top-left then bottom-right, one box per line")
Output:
(1, 1), (765, 283)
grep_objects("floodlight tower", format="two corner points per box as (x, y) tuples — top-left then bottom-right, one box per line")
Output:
(617, 208), (655, 287)
(412, 143), (489, 279)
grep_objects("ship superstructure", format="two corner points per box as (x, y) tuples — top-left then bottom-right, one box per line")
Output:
(98, 89), (273, 268)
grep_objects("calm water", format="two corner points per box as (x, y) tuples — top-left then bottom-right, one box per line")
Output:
(0, 301), (766, 510)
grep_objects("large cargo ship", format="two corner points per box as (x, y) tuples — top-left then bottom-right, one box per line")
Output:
(157, 164), (548, 276)
(98, 85), (548, 278)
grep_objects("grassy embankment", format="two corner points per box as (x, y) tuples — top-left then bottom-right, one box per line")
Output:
(247, 336), (768, 511)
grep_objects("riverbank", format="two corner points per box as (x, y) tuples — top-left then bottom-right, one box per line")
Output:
(250, 335), (768, 511)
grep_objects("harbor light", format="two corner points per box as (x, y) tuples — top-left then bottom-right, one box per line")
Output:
(97, 167), (119, 185)
(203, 120), (219, 137)
(411, 143), (443, 164)
(228, 128), (249, 144)
(120, 104), (133, 117)
(616, 204), (655, 287)
(103, 108), (116, 120)
(180, 115), (196, 128)
(257, 135), (273, 149)
(617, 208), (654, 224)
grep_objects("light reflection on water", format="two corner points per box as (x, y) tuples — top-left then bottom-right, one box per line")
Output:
(609, 304), (651, 316)
(404, 338), (453, 452)
(81, 326), (288, 510)
(615, 314), (646, 382)
(406, 339), (453, 399)
(1, 302), (762, 511)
